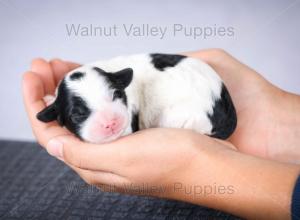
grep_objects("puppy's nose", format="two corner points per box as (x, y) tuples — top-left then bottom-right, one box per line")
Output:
(101, 119), (118, 130)
(98, 118), (123, 136)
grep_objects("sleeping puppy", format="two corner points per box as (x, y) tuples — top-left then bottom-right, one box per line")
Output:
(37, 53), (237, 144)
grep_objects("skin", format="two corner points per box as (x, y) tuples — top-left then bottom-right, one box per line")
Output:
(22, 49), (300, 219)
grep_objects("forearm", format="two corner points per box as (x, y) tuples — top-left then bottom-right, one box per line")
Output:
(172, 147), (300, 219)
(271, 90), (300, 163)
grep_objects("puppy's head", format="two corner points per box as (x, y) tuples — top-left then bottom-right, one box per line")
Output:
(37, 66), (133, 143)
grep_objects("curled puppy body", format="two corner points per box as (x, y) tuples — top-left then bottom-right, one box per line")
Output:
(37, 53), (237, 144)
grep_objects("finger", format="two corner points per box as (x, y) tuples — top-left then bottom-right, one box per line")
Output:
(31, 58), (56, 94)
(22, 71), (45, 104)
(183, 49), (251, 80)
(22, 72), (71, 147)
(213, 138), (237, 151)
(65, 60), (81, 70)
(46, 135), (133, 173)
(50, 59), (81, 84)
(182, 49), (216, 63)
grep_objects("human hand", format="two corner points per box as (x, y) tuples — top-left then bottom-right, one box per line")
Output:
(185, 49), (300, 163)
(54, 131), (298, 220)
(22, 62), (235, 198)
(23, 50), (300, 163)
(40, 128), (237, 197)
(22, 63), (299, 220)
(23, 58), (80, 147)
(22, 53), (300, 220)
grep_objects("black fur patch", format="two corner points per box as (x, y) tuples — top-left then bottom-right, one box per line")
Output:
(131, 112), (139, 132)
(113, 89), (127, 106)
(208, 84), (237, 140)
(36, 104), (57, 122)
(55, 80), (91, 137)
(93, 67), (132, 106)
(93, 67), (133, 90)
(70, 72), (85, 80)
(150, 53), (186, 71)
(37, 79), (91, 138)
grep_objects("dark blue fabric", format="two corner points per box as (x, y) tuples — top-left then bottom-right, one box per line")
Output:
(0, 140), (241, 220)
(292, 175), (300, 220)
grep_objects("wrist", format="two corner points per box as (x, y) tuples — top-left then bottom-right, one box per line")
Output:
(283, 91), (300, 125)
(269, 89), (300, 162)
(166, 138), (237, 206)
(169, 140), (300, 220)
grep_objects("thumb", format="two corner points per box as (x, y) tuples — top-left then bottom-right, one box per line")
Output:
(46, 135), (121, 172)
(46, 135), (85, 160)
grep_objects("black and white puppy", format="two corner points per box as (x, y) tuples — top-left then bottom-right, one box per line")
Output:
(37, 53), (237, 143)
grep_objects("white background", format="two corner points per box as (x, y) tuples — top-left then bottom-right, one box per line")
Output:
(0, 0), (299, 140)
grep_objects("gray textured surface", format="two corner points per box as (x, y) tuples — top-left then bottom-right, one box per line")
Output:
(0, 140), (241, 220)
(0, 0), (299, 140)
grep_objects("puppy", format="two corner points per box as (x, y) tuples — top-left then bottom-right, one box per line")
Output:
(37, 53), (237, 143)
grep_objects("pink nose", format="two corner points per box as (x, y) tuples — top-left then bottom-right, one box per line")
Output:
(97, 118), (123, 136)
(90, 111), (125, 138)
(101, 119), (119, 131)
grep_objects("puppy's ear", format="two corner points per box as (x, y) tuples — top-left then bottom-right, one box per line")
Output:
(36, 103), (58, 122)
(93, 67), (133, 90)
(111, 68), (133, 90)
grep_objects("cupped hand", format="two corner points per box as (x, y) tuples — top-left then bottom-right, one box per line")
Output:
(22, 56), (236, 196)
(23, 58), (80, 147)
(22, 53), (300, 220)
(185, 49), (300, 163)
(22, 59), (234, 196)
(23, 50), (300, 173)
(44, 128), (237, 198)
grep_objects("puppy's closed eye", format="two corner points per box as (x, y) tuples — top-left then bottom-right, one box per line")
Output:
(70, 107), (89, 124)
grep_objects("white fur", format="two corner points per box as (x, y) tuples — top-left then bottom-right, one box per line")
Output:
(61, 54), (223, 143)
(43, 95), (55, 106)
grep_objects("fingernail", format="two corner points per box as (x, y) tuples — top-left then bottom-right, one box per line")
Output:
(47, 139), (63, 158)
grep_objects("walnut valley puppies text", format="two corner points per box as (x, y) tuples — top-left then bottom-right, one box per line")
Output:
(65, 24), (235, 39)
(66, 181), (235, 197)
